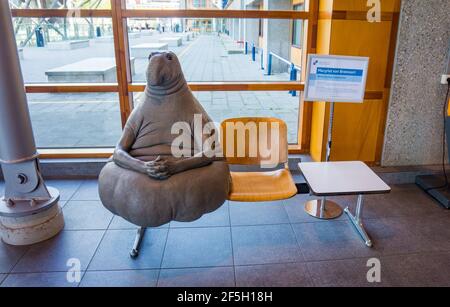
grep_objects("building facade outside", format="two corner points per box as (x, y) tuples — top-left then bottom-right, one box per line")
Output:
(223, 0), (305, 75)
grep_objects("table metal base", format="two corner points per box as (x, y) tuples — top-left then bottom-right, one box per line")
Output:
(304, 198), (343, 220)
(344, 195), (373, 247)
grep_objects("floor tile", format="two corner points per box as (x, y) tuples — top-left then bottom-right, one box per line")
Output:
(347, 184), (447, 220)
(63, 201), (114, 230)
(364, 217), (446, 256)
(162, 227), (233, 268)
(13, 231), (104, 273)
(307, 258), (392, 287)
(45, 180), (83, 201)
(232, 224), (303, 266)
(1, 272), (80, 287)
(80, 270), (158, 287)
(71, 180), (100, 201)
(108, 216), (139, 230)
(229, 201), (290, 226)
(3, 181), (450, 287)
(283, 194), (347, 224)
(292, 221), (380, 262)
(404, 215), (450, 253)
(88, 229), (167, 271)
(170, 202), (230, 228)
(381, 252), (450, 287)
(235, 263), (312, 287)
(0, 241), (29, 274)
(158, 267), (235, 287)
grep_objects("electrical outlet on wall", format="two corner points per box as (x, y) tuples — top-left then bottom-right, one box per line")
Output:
(442, 75), (450, 85)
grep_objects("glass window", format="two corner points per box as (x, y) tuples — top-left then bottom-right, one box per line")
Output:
(192, 0), (207, 8)
(134, 91), (299, 144)
(10, 1), (307, 150)
(13, 17), (116, 84)
(127, 18), (301, 83)
(292, 4), (304, 48)
(27, 93), (122, 148)
(126, 0), (303, 11)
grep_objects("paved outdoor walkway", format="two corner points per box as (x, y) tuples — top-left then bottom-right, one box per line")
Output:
(20, 33), (299, 147)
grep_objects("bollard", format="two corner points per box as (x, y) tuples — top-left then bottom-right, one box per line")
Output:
(289, 63), (298, 97)
(35, 27), (45, 47)
(267, 53), (273, 75)
(252, 44), (256, 62)
(260, 49), (264, 70)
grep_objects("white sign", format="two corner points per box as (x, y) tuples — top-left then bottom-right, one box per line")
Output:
(304, 54), (369, 103)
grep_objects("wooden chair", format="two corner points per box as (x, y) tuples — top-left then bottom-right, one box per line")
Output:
(221, 117), (297, 202)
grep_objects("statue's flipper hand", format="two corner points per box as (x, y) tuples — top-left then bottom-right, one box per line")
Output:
(156, 172), (171, 180)
(146, 170), (170, 180)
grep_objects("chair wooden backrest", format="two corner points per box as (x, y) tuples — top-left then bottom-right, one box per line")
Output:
(220, 117), (288, 167)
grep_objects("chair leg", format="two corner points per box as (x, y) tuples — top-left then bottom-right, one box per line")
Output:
(130, 227), (146, 259)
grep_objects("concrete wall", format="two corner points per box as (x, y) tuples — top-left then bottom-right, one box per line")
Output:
(382, 0), (450, 166)
(232, 19), (240, 39)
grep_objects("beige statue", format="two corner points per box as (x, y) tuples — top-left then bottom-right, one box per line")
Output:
(98, 52), (230, 227)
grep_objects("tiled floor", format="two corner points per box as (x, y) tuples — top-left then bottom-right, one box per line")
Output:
(1, 180), (450, 287)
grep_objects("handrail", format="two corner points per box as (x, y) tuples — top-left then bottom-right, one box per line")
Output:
(241, 42), (302, 96)
(269, 52), (301, 71)
(267, 52), (301, 97)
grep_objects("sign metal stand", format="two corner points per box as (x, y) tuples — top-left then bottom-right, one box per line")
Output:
(304, 101), (344, 219)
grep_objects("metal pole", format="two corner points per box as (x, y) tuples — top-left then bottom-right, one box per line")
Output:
(0, 1), (64, 246)
(267, 53), (272, 75)
(252, 44), (256, 62)
(304, 100), (343, 220)
(326, 102), (335, 162)
(345, 194), (372, 247)
(321, 101), (334, 217)
(355, 194), (364, 222)
(260, 49), (264, 70)
(0, 10), (37, 163)
(290, 63), (297, 97)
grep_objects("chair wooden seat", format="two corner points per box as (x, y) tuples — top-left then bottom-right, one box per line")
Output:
(221, 117), (298, 203)
(229, 169), (297, 202)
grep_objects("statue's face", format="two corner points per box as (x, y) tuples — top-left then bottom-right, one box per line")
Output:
(146, 51), (183, 86)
